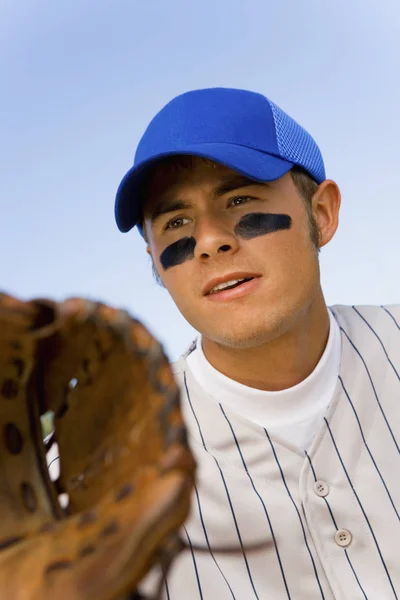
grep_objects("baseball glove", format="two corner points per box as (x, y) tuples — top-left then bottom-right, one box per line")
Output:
(0, 292), (196, 600)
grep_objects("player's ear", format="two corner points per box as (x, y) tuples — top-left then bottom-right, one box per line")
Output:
(312, 179), (341, 248)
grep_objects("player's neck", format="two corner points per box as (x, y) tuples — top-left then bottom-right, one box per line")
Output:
(201, 299), (331, 392)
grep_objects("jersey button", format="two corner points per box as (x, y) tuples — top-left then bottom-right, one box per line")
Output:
(334, 529), (352, 547)
(314, 480), (329, 497)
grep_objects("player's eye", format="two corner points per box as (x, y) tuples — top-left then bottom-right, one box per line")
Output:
(164, 215), (191, 231)
(228, 195), (255, 207)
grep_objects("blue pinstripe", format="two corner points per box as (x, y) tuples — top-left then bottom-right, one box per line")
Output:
(264, 429), (326, 599)
(381, 306), (399, 329)
(339, 375), (400, 520)
(305, 453), (368, 599)
(352, 307), (399, 380)
(324, 418), (398, 599)
(219, 405), (291, 600)
(47, 456), (59, 470)
(183, 526), (203, 600)
(212, 454), (260, 599)
(184, 371), (257, 598)
(339, 327), (400, 454)
(164, 577), (170, 600)
(192, 484), (236, 599)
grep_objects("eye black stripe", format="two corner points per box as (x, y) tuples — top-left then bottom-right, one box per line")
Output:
(160, 237), (196, 270)
(235, 213), (291, 239)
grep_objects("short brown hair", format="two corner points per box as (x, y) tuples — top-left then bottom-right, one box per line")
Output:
(290, 165), (320, 248)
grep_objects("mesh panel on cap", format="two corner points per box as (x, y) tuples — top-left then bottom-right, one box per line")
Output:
(268, 99), (325, 183)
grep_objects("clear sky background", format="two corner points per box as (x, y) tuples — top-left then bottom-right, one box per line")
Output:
(1, 0), (399, 361)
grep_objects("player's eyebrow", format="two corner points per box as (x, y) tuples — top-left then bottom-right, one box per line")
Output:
(212, 175), (268, 197)
(150, 200), (192, 224)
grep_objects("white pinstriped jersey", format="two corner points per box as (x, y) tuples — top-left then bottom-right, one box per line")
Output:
(140, 304), (400, 600)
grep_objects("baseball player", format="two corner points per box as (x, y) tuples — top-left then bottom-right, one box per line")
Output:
(114, 88), (400, 599)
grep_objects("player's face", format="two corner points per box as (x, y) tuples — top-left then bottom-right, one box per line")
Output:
(142, 158), (339, 349)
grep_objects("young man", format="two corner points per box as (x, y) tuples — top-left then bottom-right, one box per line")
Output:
(114, 88), (400, 599)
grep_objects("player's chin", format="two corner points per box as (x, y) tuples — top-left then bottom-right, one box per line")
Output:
(205, 318), (281, 350)
(188, 300), (280, 344)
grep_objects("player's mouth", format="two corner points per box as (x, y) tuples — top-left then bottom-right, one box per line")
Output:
(203, 273), (261, 301)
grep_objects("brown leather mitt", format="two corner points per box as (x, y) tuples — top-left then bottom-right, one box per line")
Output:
(0, 293), (196, 600)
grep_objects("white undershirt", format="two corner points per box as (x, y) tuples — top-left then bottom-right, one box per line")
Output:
(186, 309), (341, 451)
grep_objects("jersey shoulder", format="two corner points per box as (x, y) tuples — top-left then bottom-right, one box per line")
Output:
(330, 303), (399, 326)
(330, 303), (399, 350)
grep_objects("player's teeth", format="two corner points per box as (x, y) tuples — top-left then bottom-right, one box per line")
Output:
(210, 278), (246, 293)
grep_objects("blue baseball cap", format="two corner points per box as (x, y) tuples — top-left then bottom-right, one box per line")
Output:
(115, 87), (326, 233)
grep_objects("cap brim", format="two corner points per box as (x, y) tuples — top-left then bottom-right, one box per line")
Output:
(114, 143), (293, 233)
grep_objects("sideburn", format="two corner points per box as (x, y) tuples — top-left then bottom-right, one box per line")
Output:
(304, 203), (320, 250)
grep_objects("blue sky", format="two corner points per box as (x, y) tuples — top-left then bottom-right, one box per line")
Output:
(1, 0), (399, 360)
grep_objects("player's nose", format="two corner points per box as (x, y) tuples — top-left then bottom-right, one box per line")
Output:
(193, 215), (239, 261)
